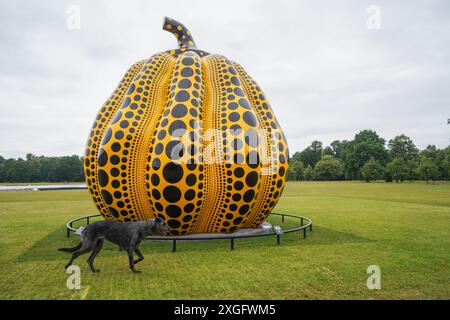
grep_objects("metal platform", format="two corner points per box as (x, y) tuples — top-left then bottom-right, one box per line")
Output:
(65, 212), (312, 252)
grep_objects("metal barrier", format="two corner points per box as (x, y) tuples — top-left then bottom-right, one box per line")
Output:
(65, 212), (312, 252)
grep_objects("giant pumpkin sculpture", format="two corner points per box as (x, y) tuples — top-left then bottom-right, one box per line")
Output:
(84, 17), (288, 234)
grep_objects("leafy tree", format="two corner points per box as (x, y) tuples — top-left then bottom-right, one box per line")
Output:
(298, 141), (323, 168)
(314, 155), (343, 181)
(322, 146), (334, 157)
(330, 140), (349, 160)
(361, 157), (385, 182)
(303, 165), (315, 181)
(286, 159), (304, 181)
(386, 157), (409, 182)
(416, 156), (439, 182)
(388, 134), (419, 162)
(342, 130), (388, 180)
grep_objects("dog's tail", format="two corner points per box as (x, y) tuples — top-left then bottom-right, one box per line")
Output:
(58, 242), (82, 253)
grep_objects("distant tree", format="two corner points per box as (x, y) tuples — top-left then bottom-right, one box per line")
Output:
(322, 146), (334, 157)
(287, 159), (304, 181)
(388, 134), (419, 162)
(361, 157), (385, 182)
(298, 141), (323, 168)
(342, 130), (388, 180)
(416, 157), (439, 182)
(303, 165), (315, 181)
(386, 157), (409, 182)
(314, 155), (343, 181)
(330, 140), (349, 160)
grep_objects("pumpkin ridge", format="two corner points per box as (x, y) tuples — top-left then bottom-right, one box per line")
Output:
(146, 51), (205, 234)
(84, 60), (145, 219)
(233, 63), (289, 227)
(135, 54), (176, 220)
(97, 53), (172, 221)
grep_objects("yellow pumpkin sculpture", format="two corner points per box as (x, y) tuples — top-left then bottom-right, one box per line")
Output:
(84, 17), (289, 234)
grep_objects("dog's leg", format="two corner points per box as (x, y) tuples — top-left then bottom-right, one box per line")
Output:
(87, 239), (104, 273)
(127, 248), (140, 273)
(65, 242), (94, 269)
(133, 247), (144, 265)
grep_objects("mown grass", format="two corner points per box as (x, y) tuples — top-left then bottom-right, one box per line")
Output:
(0, 181), (449, 299)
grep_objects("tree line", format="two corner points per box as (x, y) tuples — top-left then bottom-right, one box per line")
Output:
(0, 154), (84, 183)
(1, 129), (449, 183)
(287, 130), (450, 182)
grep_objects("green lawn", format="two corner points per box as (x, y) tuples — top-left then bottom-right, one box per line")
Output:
(0, 181), (449, 299)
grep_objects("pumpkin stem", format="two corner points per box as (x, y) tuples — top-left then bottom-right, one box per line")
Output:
(162, 17), (198, 50)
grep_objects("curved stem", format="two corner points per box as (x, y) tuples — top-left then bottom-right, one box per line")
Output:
(162, 17), (198, 50)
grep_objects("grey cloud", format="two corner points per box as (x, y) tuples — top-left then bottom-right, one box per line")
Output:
(0, 0), (449, 158)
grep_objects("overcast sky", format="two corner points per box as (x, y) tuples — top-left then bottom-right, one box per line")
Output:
(1, 0), (449, 158)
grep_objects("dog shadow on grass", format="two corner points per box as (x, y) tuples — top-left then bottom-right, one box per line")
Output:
(16, 225), (373, 262)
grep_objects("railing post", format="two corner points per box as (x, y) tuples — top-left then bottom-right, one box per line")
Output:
(277, 234), (280, 245)
(301, 218), (304, 226)
(230, 238), (234, 250)
(87, 217), (90, 225)
(172, 240), (176, 252)
(310, 223), (312, 231)
(282, 215), (285, 223)
(66, 227), (70, 238)
(303, 228), (306, 239)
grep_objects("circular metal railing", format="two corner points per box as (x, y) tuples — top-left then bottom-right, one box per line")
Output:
(65, 212), (312, 252)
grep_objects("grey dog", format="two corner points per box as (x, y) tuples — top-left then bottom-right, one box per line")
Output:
(58, 217), (171, 273)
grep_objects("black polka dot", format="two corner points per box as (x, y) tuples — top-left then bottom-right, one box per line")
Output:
(186, 173), (197, 186)
(243, 111), (257, 127)
(243, 190), (255, 202)
(238, 98), (251, 109)
(228, 102), (238, 110)
(228, 112), (240, 122)
(166, 141), (184, 160)
(111, 111), (122, 125)
(102, 128), (112, 145)
(110, 155), (120, 165)
(120, 120), (129, 129)
(239, 205), (250, 215)
(168, 219), (181, 228)
(184, 189), (195, 201)
(98, 149), (108, 166)
(166, 205), (182, 218)
(154, 143), (164, 155)
(152, 189), (161, 200)
(234, 181), (244, 190)
(163, 186), (181, 203)
(98, 169), (109, 187)
(152, 158), (161, 170)
(101, 190), (113, 205)
(184, 204), (194, 213)
(246, 171), (259, 187)
(181, 67), (194, 77)
(163, 162), (183, 183)
(169, 120), (187, 137)
(108, 207), (119, 218)
(114, 130), (124, 140)
(175, 90), (190, 102)
(111, 142), (121, 152)
(234, 167), (244, 178)
(151, 173), (160, 186)
(233, 217), (243, 225)
(245, 129), (259, 147)
(182, 57), (194, 66)
(178, 79), (192, 89)
(110, 168), (119, 177)
(172, 104), (188, 118)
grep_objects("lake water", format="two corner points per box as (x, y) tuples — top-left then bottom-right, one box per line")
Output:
(0, 184), (87, 192)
